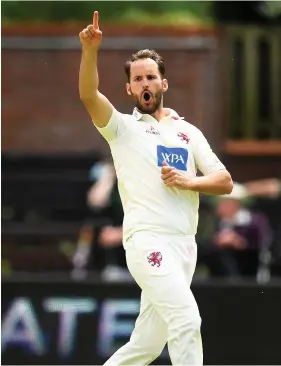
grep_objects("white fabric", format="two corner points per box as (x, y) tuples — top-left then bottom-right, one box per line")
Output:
(95, 107), (226, 243)
(104, 232), (203, 366)
(95, 107), (222, 365)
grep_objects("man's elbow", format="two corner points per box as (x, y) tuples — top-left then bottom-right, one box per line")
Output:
(79, 88), (99, 104)
(79, 93), (96, 106)
(222, 171), (233, 194)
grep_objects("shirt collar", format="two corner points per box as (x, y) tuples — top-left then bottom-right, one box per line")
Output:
(132, 107), (184, 122)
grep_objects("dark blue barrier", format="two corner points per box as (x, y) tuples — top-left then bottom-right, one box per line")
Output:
(2, 276), (281, 365)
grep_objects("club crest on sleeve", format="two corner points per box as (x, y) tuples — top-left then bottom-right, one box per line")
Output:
(177, 132), (190, 144)
(147, 251), (162, 267)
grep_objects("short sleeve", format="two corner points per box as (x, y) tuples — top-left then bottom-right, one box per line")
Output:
(192, 128), (226, 175)
(95, 108), (127, 142)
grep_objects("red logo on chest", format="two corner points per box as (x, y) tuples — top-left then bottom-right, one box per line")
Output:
(147, 252), (162, 267)
(177, 132), (190, 144)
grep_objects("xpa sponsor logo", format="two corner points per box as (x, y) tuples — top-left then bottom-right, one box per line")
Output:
(157, 145), (188, 171)
(146, 126), (160, 135)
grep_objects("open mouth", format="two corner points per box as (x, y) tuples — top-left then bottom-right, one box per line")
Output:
(143, 92), (151, 102)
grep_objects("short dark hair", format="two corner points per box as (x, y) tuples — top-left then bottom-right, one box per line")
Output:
(124, 49), (165, 82)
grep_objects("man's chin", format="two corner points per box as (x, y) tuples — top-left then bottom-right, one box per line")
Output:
(137, 104), (157, 115)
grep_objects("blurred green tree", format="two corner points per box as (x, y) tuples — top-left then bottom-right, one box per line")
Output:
(1, 1), (214, 26)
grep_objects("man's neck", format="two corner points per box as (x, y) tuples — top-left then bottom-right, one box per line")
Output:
(151, 109), (164, 122)
(151, 105), (170, 122)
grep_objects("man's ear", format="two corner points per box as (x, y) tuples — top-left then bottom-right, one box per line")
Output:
(126, 83), (131, 96)
(162, 79), (168, 93)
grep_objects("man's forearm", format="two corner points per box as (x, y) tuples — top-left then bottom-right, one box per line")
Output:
(188, 170), (233, 195)
(79, 48), (99, 101)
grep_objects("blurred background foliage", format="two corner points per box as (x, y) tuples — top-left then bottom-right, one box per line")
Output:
(1, 1), (215, 26)
(2, 1), (281, 27)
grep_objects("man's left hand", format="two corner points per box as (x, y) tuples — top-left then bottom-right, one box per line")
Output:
(161, 161), (194, 190)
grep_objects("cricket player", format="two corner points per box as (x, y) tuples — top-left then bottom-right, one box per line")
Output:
(79, 11), (233, 366)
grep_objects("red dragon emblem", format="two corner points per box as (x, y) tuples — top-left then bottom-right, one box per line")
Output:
(177, 132), (190, 144)
(147, 252), (162, 267)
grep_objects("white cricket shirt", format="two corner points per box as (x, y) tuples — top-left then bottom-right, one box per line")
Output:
(95, 107), (225, 244)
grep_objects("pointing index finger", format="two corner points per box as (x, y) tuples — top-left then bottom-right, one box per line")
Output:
(93, 11), (99, 30)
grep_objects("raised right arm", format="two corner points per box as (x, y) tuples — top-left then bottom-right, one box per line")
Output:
(79, 11), (114, 128)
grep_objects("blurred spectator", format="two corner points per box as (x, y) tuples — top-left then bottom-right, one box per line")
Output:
(206, 183), (271, 279)
(245, 178), (281, 199)
(245, 177), (281, 276)
(73, 160), (132, 281)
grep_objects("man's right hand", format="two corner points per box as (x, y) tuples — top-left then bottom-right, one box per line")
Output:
(79, 10), (114, 128)
(79, 11), (102, 49)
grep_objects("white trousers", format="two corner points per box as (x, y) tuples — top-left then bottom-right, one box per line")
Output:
(104, 232), (203, 366)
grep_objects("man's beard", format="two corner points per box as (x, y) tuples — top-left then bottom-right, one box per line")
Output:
(133, 90), (163, 115)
